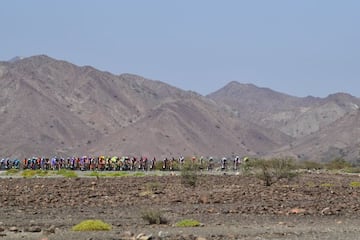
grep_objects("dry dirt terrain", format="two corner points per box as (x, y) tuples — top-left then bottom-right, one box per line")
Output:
(1, 172), (360, 239)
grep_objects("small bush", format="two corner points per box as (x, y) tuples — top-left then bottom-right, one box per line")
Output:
(105, 172), (129, 177)
(344, 167), (360, 173)
(180, 162), (198, 188)
(325, 158), (351, 170)
(86, 171), (100, 177)
(155, 161), (165, 170)
(257, 161), (273, 186)
(306, 181), (316, 187)
(254, 158), (297, 186)
(22, 169), (39, 178)
(37, 170), (50, 177)
(6, 168), (20, 175)
(350, 181), (360, 188)
(86, 171), (129, 177)
(300, 160), (324, 170)
(175, 219), (201, 227)
(72, 219), (112, 231)
(56, 169), (78, 178)
(141, 210), (168, 225)
(133, 172), (146, 177)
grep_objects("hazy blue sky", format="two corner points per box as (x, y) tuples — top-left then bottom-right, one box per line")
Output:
(2, 0), (359, 97)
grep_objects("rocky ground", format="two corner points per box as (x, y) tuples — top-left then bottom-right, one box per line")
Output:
(1, 171), (360, 239)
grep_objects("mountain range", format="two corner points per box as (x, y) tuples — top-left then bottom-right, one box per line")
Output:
(1, 55), (359, 162)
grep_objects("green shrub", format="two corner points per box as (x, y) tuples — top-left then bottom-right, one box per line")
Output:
(141, 210), (168, 225)
(22, 169), (39, 178)
(325, 158), (351, 170)
(6, 168), (20, 175)
(350, 181), (360, 188)
(86, 171), (100, 177)
(37, 170), (51, 177)
(55, 169), (78, 178)
(86, 171), (129, 177)
(300, 160), (324, 170)
(253, 158), (297, 186)
(133, 172), (146, 177)
(21, 169), (53, 178)
(254, 159), (274, 186)
(180, 161), (198, 188)
(105, 172), (129, 177)
(175, 219), (201, 227)
(72, 219), (111, 231)
(344, 167), (360, 173)
(270, 158), (297, 179)
(155, 161), (165, 170)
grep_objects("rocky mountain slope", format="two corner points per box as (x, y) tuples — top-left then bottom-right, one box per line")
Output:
(208, 82), (360, 162)
(0, 55), (359, 162)
(0, 55), (288, 159)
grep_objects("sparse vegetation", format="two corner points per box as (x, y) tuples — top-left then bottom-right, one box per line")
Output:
(306, 181), (316, 187)
(175, 219), (201, 227)
(349, 181), (360, 188)
(55, 169), (78, 178)
(299, 160), (324, 170)
(20, 169), (77, 178)
(86, 171), (101, 177)
(21, 169), (38, 178)
(344, 167), (360, 173)
(5, 168), (20, 175)
(86, 171), (129, 177)
(21, 169), (50, 178)
(325, 158), (351, 170)
(252, 158), (297, 186)
(133, 172), (146, 177)
(141, 210), (168, 225)
(180, 161), (198, 187)
(72, 219), (112, 231)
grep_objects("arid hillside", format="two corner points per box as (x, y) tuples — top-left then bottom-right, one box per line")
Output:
(1, 55), (359, 161)
(208, 81), (360, 162)
(0, 55), (288, 159)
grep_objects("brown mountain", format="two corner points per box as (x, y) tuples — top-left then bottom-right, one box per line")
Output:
(270, 108), (360, 162)
(209, 81), (360, 161)
(1, 55), (359, 162)
(88, 98), (292, 158)
(0, 55), (290, 159)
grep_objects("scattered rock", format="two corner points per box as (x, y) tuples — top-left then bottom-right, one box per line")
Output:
(196, 237), (207, 240)
(288, 208), (306, 215)
(158, 231), (169, 239)
(321, 207), (333, 215)
(198, 194), (209, 204)
(9, 226), (19, 232)
(136, 233), (153, 240)
(0, 227), (4, 232)
(24, 226), (41, 232)
(48, 225), (56, 233)
(119, 231), (135, 240)
(43, 225), (56, 235)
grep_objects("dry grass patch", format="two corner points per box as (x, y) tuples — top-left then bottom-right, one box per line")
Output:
(72, 219), (112, 231)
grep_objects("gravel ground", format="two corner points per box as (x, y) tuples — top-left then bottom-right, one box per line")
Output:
(1, 171), (360, 239)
